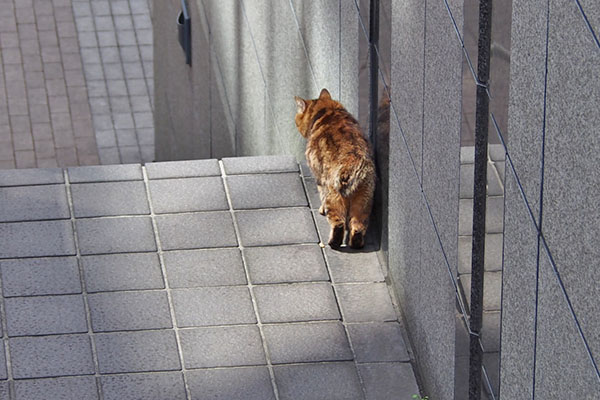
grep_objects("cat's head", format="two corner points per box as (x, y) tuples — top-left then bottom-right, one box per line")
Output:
(294, 88), (336, 138)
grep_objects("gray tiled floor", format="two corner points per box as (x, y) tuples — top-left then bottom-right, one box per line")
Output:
(72, 0), (154, 165)
(0, 155), (419, 399)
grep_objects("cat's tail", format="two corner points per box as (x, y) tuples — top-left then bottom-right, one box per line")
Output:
(334, 158), (375, 198)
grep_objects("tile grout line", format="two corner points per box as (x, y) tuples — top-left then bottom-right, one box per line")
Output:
(106, 0), (143, 162)
(218, 160), (281, 400)
(298, 164), (368, 400)
(79, 1), (123, 165)
(1, 0), (19, 170)
(63, 169), (104, 399)
(0, 245), (16, 397)
(141, 165), (192, 400)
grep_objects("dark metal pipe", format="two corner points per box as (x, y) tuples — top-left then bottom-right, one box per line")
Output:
(469, 0), (493, 399)
(368, 0), (380, 152)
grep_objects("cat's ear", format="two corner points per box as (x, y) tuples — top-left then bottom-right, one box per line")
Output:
(319, 88), (331, 100)
(295, 96), (307, 113)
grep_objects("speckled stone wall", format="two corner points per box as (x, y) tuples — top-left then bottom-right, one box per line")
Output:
(154, 0), (359, 161)
(388, 0), (463, 398)
(501, 0), (600, 397)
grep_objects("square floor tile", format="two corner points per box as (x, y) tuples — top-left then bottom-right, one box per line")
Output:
(0, 220), (75, 258)
(5, 295), (87, 336)
(254, 283), (340, 323)
(273, 362), (362, 400)
(226, 173), (307, 209)
(9, 334), (94, 379)
(263, 321), (352, 364)
(172, 287), (256, 327)
(0, 184), (69, 222)
(155, 212), (237, 250)
(88, 291), (172, 332)
(95, 330), (180, 374)
(71, 181), (149, 217)
(236, 208), (318, 247)
(244, 244), (328, 284)
(163, 248), (246, 288)
(81, 252), (163, 292)
(76, 216), (156, 255)
(179, 326), (265, 368)
(149, 177), (228, 213)
(0, 256), (81, 296)
(186, 367), (275, 400)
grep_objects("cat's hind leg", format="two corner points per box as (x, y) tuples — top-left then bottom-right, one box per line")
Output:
(317, 184), (328, 215)
(324, 189), (348, 249)
(348, 181), (374, 249)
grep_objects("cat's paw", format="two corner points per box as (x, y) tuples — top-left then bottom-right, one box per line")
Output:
(349, 230), (365, 249)
(328, 225), (344, 249)
(319, 204), (327, 216)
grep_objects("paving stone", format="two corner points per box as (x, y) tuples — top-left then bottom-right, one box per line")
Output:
(222, 155), (298, 175)
(347, 322), (409, 363)
(71, 181), (149, 217)
(359, 362), (420, 400)
(163, 248), (246, 288)
(324, 248), (385, 283)
(156, 212), (237, 250)
(274, 362), (363, 400)
(0, 382), (6, 400)
(227, 173), (307, 209)
(95, 330), (181, 374)
(9, 334), (94, 379)
(5, 295), (87, 337)
(0, 256), (81, 296)
(303, 177), (321, 210)
(76, 216), (156, 255)
(335, 283), (397, 322)
(180, 326), (265, 368)
(312, 210), (331, 242)
(172, 287), (256, 327)
(263, 321), (352, 364)
(236, 208), (319, 247)
(68, 164), (143, 183)
(101, 372), (186, 400)
(244, 244), (329, 284)
(149, 177), (228, 213)
(186, 367), (275, 400)
(0, 167), (63, 186)
(0, 220), (76, 258)
(458, 233), (504, 274)
(459, 271), (502, 311)
(254, 283), (340, 323)
(88, 291), (172, 332)
(14, 376), (99, 400)
(81, 252), (163, 292)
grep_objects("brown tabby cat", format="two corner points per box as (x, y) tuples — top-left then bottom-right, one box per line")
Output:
(295, 88), (375, 249)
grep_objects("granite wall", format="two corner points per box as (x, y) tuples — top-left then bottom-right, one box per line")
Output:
(500, 0), (600, 397)
(388, 0), (463, 398)
(154, 0), (359, 161)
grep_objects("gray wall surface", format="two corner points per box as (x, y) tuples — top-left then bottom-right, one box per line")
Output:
(501, 0), (600, 398)
(154, 0), (359, 161)
(388, 0), (462, 398)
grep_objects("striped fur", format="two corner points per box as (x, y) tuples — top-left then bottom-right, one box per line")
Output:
(295, 88), (375, 249)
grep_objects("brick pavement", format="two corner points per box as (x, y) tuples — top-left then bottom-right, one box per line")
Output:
(0, 155), (420, 399)
(72, 0), (154, 165)
(0, 0), (99, 169)
(0, 0), (154, 170)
